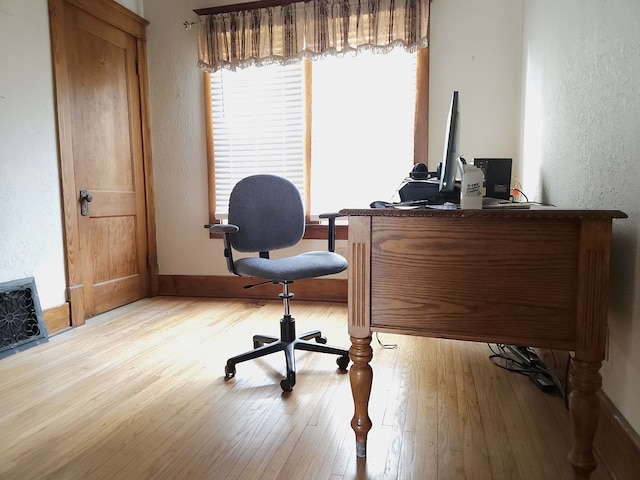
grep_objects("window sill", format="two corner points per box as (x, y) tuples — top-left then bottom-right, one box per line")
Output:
(304, 224), (347, 241)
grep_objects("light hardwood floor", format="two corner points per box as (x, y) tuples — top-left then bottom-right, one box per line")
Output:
(0, 297), (613, 480)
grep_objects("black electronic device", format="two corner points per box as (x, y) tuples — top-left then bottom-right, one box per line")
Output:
(439, 91), (461, 193)
(472, 158), (512, 200)
(398, 180), (459, 204)
(409, 163), (431, 180)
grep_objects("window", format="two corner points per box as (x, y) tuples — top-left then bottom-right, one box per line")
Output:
(209, 62), (306, 217)
(206, 48), (427, 221)
(311, 50), (417, 213)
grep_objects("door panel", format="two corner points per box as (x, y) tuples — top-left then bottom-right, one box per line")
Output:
(54, 0), (150, 319)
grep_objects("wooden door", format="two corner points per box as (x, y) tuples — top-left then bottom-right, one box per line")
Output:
(49, 0), (155, 324)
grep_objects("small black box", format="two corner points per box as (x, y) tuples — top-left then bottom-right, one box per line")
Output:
(398, 180), (460, 205)
(471, 158), (512, 200)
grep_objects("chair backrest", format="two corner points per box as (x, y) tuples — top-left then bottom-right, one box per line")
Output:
(228, 174), (305, 253)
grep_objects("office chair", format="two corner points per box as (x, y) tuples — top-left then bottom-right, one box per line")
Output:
(208, 174), (350, 392)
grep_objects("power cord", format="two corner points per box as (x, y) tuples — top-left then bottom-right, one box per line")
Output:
(375, 332), (397, 349)
(487, 343), (565, 401)
(510, 187), (556, 207)
(511, 188), (529, 202)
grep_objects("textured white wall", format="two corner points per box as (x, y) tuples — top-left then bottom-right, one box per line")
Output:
(0, 0), (66, 309)
(521, 0), (640, 433)
(145, 0), (524, 276)
(429, 0), (523, 175)
(145, 0), (220, 275)
(114, 0), (143, 16)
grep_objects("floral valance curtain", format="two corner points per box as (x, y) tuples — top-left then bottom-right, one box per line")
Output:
(197, 0), (430, 72)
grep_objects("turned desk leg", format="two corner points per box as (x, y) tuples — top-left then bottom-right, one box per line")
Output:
(350, 335), (373, 457)
(568, 358), (602, 480)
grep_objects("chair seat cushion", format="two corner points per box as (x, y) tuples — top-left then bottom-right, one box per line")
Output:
(234, 251), (348, 282)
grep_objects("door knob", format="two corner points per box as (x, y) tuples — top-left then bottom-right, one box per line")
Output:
(80, 189), (93, 216)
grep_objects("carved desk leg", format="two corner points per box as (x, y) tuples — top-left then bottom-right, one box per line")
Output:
(346, 215), (374, 458)
(350, 335), (373, 457)
(568, 358), (602, 480)
(569, 219), (612, 480)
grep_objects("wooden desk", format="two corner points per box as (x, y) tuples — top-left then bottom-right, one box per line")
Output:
(341, 207), (626, 480)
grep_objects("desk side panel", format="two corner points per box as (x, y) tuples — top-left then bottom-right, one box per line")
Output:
(370, 216), (578, 349)
(348, 215), (372, 338)
(574, 219), (613, 361)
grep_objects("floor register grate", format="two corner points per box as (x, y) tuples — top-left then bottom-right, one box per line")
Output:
(0, 277), (48, 359)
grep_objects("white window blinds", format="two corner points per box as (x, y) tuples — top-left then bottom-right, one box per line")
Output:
(210, 62), (305, 217)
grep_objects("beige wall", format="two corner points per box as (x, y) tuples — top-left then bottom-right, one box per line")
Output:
(114, 0), (142, 15)
(429, 0), (523, 173)
(520, 0), (640, 433)
(0, 0), (65, 308)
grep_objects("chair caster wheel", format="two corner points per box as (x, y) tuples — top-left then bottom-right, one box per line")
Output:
(337, 354), (350, 371)
(225, 364), (236, 379)
(281, 372), (295, 392)
(316, 336), (327, 344)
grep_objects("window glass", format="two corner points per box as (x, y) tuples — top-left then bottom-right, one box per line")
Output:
(209, 49), (416, 217)
(311, 49), (416, 212)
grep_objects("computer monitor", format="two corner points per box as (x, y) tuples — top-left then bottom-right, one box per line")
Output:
(396, 90), (462, 205)
(439, 91), (460, 193)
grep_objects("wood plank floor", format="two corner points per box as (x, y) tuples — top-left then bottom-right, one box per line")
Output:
(0, 297), (613, 480)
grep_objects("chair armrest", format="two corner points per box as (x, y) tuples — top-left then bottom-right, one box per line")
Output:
(318, 213), (345, 252)
(206, 223), (239, 235)
(204, 223), (240, 275)
(318, 212), (343, 220)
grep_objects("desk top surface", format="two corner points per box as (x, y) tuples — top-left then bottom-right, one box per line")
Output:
(340, 207), (627, 220)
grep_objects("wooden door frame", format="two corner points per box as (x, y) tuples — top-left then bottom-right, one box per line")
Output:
(48, 0), (158, 326)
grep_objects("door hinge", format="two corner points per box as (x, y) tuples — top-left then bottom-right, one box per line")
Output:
(136, 57), (141, 76)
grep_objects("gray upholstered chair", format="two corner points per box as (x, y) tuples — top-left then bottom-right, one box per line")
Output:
(208, 174), (350, 392)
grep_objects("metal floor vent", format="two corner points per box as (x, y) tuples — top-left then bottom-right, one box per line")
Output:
(0, 277), (48, 359)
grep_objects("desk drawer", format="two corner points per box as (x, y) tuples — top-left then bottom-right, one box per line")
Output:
(369, 216), (578, 349)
